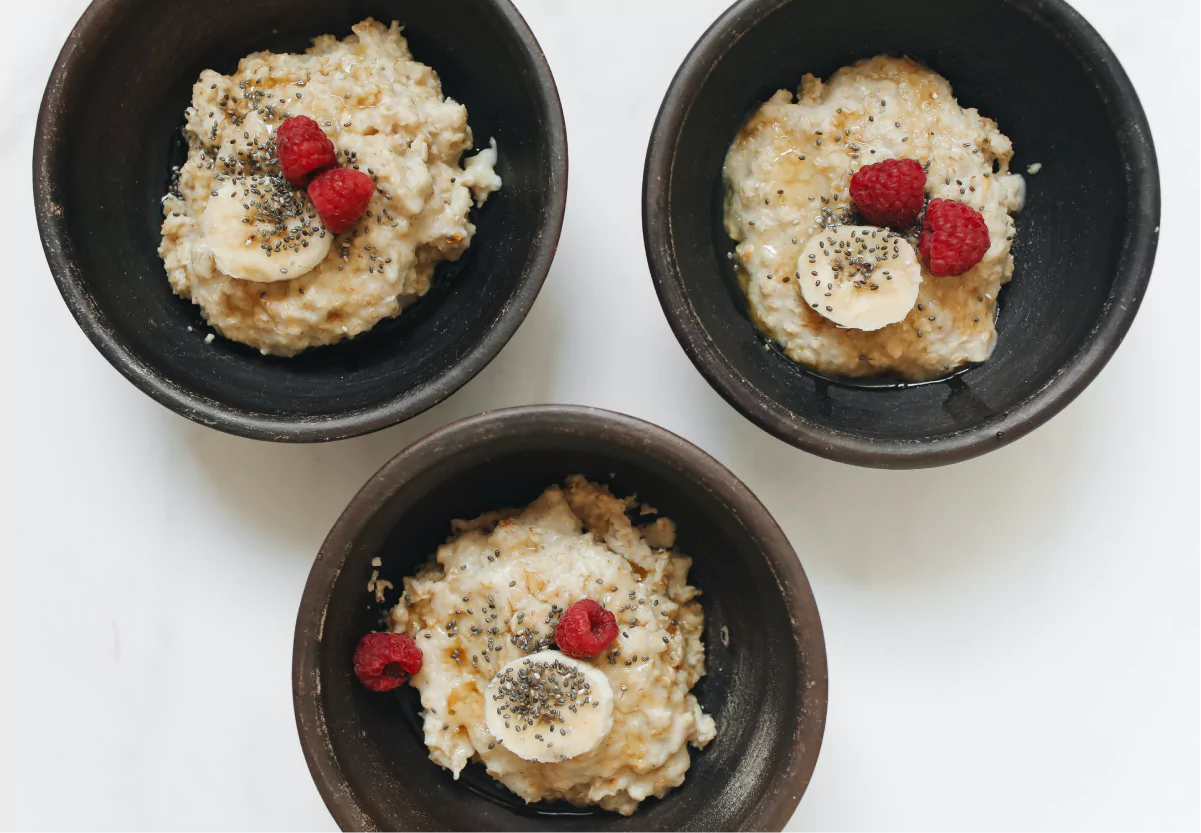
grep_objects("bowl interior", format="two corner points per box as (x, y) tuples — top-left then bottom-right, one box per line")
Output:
(651, 0), (1156, 462)
(39, 0), (561, 433)
(298, 413), (826, 830)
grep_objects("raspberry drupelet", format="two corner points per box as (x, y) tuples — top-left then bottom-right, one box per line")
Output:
(555, 599), (619, 659)
(849, 157), (927, 228)
(353, 632), (424, 692)
(307, 168), (376, 234)
(919, 198), (991, 277)
(274, 116), (338, 187)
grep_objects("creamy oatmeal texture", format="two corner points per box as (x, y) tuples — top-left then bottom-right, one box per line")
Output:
(159, 19), (501, 356)
(724, 55), (1024, 380)
(387, 476), (716, 815)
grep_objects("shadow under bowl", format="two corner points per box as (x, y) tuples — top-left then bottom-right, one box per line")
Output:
(35, 0), (566, 441)
(293, 405), (827, 831)
(643, 0), (1159, 468)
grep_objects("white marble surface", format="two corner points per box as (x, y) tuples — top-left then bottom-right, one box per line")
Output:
(1, 0), (1197, 829)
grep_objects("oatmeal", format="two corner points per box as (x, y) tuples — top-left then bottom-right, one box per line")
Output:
(723, 55), (1024, 380)
(386, 476), (716, 815)
(159, 19), (501, 356)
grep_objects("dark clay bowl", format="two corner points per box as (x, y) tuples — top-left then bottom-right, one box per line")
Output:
(35, 0), (565, 441)
(293, 406), (827, 831)
(643, 0), (1159, 468)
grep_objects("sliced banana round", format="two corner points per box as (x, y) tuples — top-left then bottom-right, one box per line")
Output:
(797, 225), (921, 331)
(484, 649), (614, 763)
(200, 178), (331, 283)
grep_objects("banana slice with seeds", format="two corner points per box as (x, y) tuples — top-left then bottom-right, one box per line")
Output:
(201, 178), (331, 283)
(484, 650), (614, 763)
(797, 225), (921, 331)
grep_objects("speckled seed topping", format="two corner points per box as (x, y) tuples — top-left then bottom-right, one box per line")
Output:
(170, 76), (325, 248)
(814, 226), (904, 291)
(492, 656), (596, 730)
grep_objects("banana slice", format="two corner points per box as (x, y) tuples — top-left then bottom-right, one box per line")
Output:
(201, 178), (331, 283)
(797, 225), (921, 331)
(484, 650), (614, 763)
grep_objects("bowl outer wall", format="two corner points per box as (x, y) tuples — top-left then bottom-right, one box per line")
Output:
(293, 405), (828, 831)
(642, 0), (1160, 469)
(34, 0), (567, 442)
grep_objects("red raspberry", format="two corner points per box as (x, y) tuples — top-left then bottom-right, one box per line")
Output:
(353, 632), (423, 692)
(849, 158), (927, 228)
(555, 599), (618, 659)
(919, 198), (991, 277)
(274, 116), (337, 187)
(307, 168), (375, 234)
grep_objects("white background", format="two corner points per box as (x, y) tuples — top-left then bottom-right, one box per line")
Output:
(1, 0), (1197, 829)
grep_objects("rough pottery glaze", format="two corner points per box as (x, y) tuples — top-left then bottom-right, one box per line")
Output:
(294, 406), (828, 831)
(643, 0), (1159, 468)
(36, 0), (567, 441)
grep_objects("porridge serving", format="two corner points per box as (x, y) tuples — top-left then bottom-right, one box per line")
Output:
(723, 55), (1025, 381)
(352, 476), (716, 815)
(159, 19), (501, 356)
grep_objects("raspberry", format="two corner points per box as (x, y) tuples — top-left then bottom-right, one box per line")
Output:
(353, 632), (423, 692)
(274, 116), (337, 187)
(919, 198), (991, 277)
(307, 168), (375, 234)
(555, 599), (618, 659)
(849, 158), (927, 228)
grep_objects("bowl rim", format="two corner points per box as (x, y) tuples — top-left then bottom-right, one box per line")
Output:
(292, 404), (829, 831)
(33, 0), (568, 443)
(642, 0), (1160, 469)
